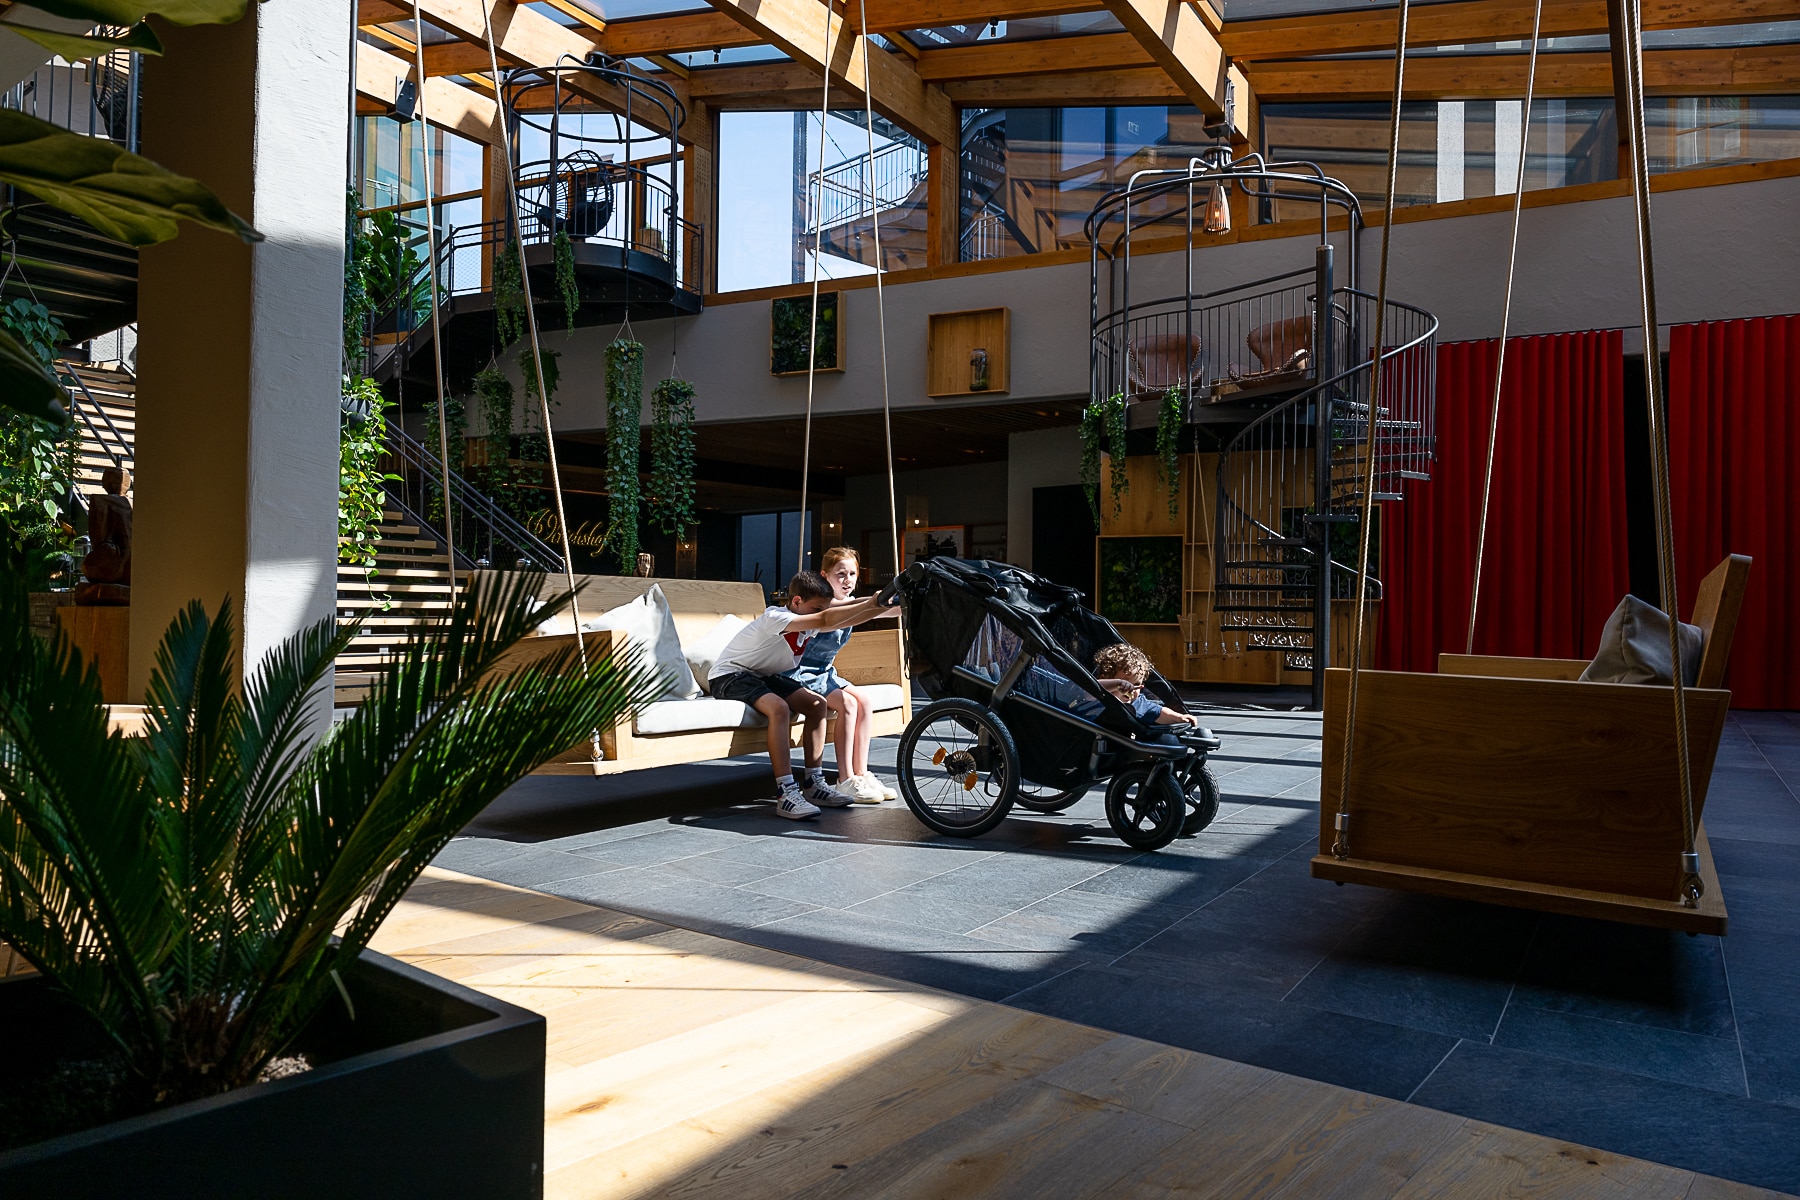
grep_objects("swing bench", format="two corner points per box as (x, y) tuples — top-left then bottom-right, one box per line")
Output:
(1313, 554), (1750, 935)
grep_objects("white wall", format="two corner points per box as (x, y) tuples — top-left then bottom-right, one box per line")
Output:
(532, 172), (1800, 436)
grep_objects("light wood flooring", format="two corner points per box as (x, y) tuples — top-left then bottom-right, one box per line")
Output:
(371, 869), (1792, 1200)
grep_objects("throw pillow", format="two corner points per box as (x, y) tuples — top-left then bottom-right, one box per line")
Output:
(1579, 594), (1703, 686)
(542, 586), (700, 702)
(683, 614), (748, 694)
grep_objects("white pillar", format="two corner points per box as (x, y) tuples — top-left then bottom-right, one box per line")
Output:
(130, 0), (349, 699)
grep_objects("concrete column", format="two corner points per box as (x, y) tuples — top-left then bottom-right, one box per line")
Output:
(130, 0), (349, 698)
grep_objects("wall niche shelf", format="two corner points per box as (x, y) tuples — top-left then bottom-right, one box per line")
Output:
(927, 307), (1010, 398)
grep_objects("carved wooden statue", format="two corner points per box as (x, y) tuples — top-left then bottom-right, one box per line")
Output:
(75, 466), (132, 606)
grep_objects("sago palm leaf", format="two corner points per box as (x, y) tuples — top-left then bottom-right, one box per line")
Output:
(0, 582), (166, 1057)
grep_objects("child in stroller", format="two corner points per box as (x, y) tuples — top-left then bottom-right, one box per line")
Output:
(886, 557), (1222, 850)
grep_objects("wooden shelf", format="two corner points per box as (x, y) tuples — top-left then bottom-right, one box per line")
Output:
(927, 307), (1009, 398)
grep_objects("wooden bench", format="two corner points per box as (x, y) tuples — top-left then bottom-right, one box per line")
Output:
(498, 577), (912, 777)
(1314, 555), (1751, 935)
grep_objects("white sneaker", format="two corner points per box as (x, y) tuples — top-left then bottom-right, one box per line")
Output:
(807, 779), (853, 808)
(863, 774), (898, 802)
(839, 774), (885, 805)
(776, 790), (821, 820)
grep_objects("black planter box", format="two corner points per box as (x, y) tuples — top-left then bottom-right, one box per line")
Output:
(0, 950), (545, 1199)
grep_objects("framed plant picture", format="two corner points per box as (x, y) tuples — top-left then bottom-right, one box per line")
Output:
(1096, 535), (1182, 624)
(771, 291), (844, 375)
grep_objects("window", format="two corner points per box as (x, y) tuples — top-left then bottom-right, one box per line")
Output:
(738, 511), (812, 597)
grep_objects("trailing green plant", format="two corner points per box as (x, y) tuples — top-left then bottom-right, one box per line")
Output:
(1156, 385), (1185, 520)
(342, 207), (429, 372)
(604, 339), (645, 573)
(342, 192), (374, 369)
(520, 346), (560, 407)
(553, 230), (579, 333)
(0, 562), (664, 1132)
(0, 299), (76, 587)
(338, 377), (398, 574)
(418, 389), (467, 533)
(1077, 391), (1128, 524)
(649, 378), (696, 539)
(492, 243), (526, 350)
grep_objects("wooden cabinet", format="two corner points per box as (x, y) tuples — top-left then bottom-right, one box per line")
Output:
(926, 307), (1009, 398)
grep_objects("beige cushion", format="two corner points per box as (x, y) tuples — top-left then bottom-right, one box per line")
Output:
(539, 585), (699, 701)
(854, 683), (906, 712)
(1580, 595), (1702, 686)
(683, 614), (748, 695)
(634, 697), (764, 736)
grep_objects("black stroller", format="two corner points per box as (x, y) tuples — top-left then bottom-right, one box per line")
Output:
(883, 558), (1222, 851)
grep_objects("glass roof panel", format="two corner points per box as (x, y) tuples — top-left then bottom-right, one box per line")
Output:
(666, 44), (791, 68)
(571, 0), (708, 17)
(1310, 20), (1800, 59)
(1218, 0), (1462, 18)
(902, 12), (1124, 49)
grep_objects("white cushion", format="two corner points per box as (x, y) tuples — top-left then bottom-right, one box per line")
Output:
(540, 586), (699, 702)
(634, 697), (765, 736)
(855, 683), (906, 712)
(683, 614), (748, 695)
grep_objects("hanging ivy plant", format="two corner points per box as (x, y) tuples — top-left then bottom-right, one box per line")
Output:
(553, 231), (579, 334)
(418, 387), (466, 534)
(1077, 391), (1128, 524)
(649, 378), (697, 539)
(338, 376), (398, 575)
(0, 298), (76, 589)
(1156, 386), (1184, 520)
(604, 339), (645, 573)
(493, 243), (526, 350)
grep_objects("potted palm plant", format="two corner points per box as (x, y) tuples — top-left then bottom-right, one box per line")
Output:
(0, 556), (661, 1198)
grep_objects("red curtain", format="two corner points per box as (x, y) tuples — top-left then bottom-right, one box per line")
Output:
(1378, 331), (1630, 672)
(1668, 315), (1800, 709)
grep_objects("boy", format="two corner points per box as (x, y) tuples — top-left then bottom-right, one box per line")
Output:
(709, 570), (897, 819)
(1022, 642), (1201, 739)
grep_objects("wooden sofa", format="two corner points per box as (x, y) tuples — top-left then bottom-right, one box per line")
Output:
(503, 577), (912, 776)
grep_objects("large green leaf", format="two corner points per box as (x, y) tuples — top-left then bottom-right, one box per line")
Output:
(0, 110), (259, 246)
(4, 19), (163, 58)
(0, 322), (67, 423)
(10, 0), (247, 27)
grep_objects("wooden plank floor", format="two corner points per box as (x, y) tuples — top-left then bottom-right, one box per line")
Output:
(372, 869), (1792, 1200)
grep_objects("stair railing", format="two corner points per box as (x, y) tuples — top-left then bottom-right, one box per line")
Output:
(385, 424), (566, 575)
(60, 364), (133, 474)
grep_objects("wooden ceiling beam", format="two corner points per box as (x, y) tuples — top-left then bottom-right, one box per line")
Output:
(599, 11), (760, 57)
(1221, 0), (1800, 61)
(356, 41), (501, 146)
(1105, 0), (1229, 118)
(914, 30), (1151, 78)
(944, 64), (1182, 104)
(855, 0), (1101, 35)
(685, 60), (824, 106)
(1249, 42), (1800, 101)
(703, 0), (955, 144)
(358, 0), (412, 25)
(537, 0), (604, 33)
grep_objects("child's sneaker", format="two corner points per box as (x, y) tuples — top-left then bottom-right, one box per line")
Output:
(806, 779), (852, 808)
(776, 787), (821, 820)
(863, 774), (898, 802)
(837, 774), (884, 804)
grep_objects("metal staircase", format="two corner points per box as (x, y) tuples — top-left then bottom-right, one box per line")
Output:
(333, 508), (458, 706)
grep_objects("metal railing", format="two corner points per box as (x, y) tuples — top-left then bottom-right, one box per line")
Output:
(385, 424), (566, 574)
(803, 139), (927, 235)
(60, 365), (132, 473)
(1, 42), (139, 149)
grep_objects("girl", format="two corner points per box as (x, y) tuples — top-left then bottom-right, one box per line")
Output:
(784, 547), (896, 804)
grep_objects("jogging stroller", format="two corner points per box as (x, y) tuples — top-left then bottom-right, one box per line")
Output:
(882, 557), (1222, 851)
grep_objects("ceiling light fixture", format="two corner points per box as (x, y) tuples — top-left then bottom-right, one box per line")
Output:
(1203, 179), (1232, 236)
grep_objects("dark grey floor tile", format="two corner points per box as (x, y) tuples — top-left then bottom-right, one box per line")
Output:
(1286, 894), (1536, 1040)
(1512, 914), (1735, 1037)
(1494, 1003), (1747, 1095)
(1725, 961), (1800, 1022)
(562, 826), (735, 866)
(1710, 836), (1800, 882)
(846, 886), (1017, 936)
(744, 847), (970, 908)
(651, 853), (785, 887)
(1711, 876), (1800, 935)
(693, 831), (870, 869)
(1703, 795), (1800, 846)
(478, 845), (634, 890)
(431, 835), (537, 874)
(1071, 851), (1276, 908)
(1006, 963), (1459, 1101)
(1409, 1041), (1800, 1193)
(967, 890), (1191, 960)
(540, 868), (821, 935)
(1739, 1008), (1800, 1108)
(861, 849), (1115, 916)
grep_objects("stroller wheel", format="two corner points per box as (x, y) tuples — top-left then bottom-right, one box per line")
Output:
(1105, 764), (1185, 851)
(897, 698), (1019, 838)
(1015, 779), (1093, 814)
(1182, 765), (1221, 836)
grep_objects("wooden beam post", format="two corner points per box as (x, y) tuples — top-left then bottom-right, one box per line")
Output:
(684, 97), (717, 293)
(926, 140), (958, 267)
(1105, 0), (1229, 119)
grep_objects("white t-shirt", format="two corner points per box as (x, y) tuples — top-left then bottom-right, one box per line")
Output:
(708, 607), (817, 680)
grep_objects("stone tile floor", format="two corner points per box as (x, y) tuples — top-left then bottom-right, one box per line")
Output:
(438, 706), (1800, 1193)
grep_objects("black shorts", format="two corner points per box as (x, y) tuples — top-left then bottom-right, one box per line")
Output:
(709, 670), (808, 707)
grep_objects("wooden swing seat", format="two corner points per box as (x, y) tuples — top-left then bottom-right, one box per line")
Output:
(1313, 555), (1751, 935)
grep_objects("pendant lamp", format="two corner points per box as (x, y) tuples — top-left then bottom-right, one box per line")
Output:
(1203, 179), (1232, 235)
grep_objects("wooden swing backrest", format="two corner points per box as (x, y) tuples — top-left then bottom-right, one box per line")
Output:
(1688, 553), (1752, 689)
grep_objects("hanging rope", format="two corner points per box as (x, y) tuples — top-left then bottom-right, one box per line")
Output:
(1618, 0), (1702, 906)
(855, 2), (903, 583)
(408, 0), (459, 603)
(1465, 0), (1545, 653)
(794, 0), (834, 579)
(1333, 0), (1412, 859)
(479, 4), (599, 760)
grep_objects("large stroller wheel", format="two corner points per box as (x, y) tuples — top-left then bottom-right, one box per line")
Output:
(1015, 778), (1092, 814)
(1105, 764), (1186, 851)
(898, 698), (1019, 838)
(1182, 765), (1221, 836)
